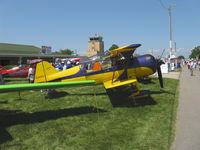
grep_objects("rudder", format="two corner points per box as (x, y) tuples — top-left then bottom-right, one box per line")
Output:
(34, 61), (59, 83)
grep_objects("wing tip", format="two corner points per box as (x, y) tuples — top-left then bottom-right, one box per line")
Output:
(126, 44), (141, 49)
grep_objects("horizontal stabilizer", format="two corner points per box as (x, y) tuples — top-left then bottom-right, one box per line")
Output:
(0, 80), (95, 93)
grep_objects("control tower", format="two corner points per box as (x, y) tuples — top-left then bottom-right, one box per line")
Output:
(86, 34), (104, 57)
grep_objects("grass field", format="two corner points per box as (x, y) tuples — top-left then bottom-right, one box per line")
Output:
(0, 77), (179, 150)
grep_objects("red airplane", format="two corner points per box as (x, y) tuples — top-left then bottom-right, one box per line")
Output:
(0, 65), (30, 78)
(0, 59), (42, 78)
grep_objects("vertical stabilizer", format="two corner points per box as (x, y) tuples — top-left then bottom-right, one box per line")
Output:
(34, 61), (59, 83)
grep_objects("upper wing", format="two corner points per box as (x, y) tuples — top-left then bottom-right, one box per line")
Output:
(110, 44), (141, 57)
(0, 80), (95, 93)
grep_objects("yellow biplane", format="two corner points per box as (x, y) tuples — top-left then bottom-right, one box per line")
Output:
(33, 44), (163, 106)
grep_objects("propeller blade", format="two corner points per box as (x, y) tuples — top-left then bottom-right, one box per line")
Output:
(157, 63), (164, 88)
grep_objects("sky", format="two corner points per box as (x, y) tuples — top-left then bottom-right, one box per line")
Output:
(0, 0), (200, 57)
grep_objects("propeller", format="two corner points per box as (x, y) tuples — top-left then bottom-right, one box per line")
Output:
(157, 59), (164, 88)
(156, 49), (166, 88)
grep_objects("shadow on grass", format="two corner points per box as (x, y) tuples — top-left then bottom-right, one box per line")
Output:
(44, 89), (172, 100)
(0, 106), (107, 144)
(150, 90), (175, 95)
(137, 77), (156, 84)
(46, 90), (159, 108)
(0, 101), (8, 104)
(4, 79), (27, 83)
(105, 83), (161, 107)
(45, 90), (107, 99)
(108, 95), (157, 108)
(45, 90), (69, 99)
(4, 80), (17, 83)
(65, 93), (107, 96)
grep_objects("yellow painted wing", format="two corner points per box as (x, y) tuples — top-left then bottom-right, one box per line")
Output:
(110, 44), (141, 57)
(103, 78), (137, 89)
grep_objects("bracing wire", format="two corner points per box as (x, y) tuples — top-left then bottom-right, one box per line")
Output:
(160, 49), (166, 58)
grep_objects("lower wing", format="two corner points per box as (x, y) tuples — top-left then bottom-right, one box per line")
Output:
(103, 78), (137, 89)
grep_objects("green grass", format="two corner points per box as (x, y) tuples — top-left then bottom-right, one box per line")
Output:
(0, 77), (179, 150)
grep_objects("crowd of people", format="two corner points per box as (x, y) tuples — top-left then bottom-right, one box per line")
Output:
(54, 58), (80, 71)
(183, 60), (200, 76)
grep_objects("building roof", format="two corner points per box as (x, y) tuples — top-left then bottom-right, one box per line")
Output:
(0, 53), (76, 58)
(0, 43), (41, 54)
(0, 43), (78, 59)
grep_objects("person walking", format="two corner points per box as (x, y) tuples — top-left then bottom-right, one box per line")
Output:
(28, 64), (36, 83)
(198, 60), (200, 71)
(190, 60), (195, 76)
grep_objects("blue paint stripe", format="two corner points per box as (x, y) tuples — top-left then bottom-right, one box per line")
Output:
(125, 44), (141, 49)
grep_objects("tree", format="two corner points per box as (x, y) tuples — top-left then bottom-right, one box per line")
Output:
(109, 44), (119, 51)
(189, 46), (200, 59)
(52, 49), (74, 55)
(178, 55), (185, 59)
